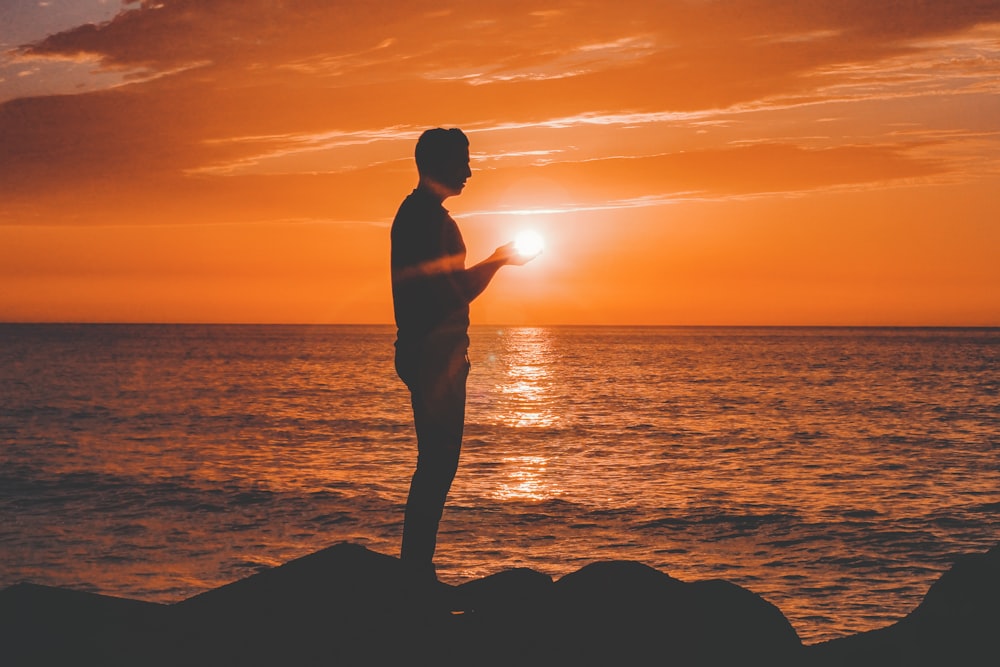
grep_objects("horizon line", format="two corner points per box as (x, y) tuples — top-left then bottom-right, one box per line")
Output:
(2, 321), (998, 329)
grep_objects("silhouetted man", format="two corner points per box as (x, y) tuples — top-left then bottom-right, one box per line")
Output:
(391, 128), (532, 583)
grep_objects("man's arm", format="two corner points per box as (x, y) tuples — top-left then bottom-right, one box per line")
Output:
(457, 242), (530, 304)
(392, 239), (533, 334)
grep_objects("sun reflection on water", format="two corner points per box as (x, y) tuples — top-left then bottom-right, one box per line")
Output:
(493, 455), (554, 501)
(491, 327), (559, 429)
(482, 328), (563, 501)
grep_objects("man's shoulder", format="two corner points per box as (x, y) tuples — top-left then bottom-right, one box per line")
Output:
(392, 190), (450, 248)
(395, 188), (443, 220)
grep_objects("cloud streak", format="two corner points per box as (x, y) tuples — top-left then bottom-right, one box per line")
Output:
(4, 1), (994, 187)
(1, 0), (998, 324)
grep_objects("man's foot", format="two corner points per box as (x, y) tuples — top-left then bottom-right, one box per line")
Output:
(400, 561), (468, 612)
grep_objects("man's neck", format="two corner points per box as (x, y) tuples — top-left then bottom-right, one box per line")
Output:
(417, 177), (454, 203)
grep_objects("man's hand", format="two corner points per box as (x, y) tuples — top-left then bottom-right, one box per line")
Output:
(491, 241), (539, 266)
(463, 241), (538, 303)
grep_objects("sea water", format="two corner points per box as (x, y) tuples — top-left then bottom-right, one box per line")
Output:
(1, 324), (997, 643)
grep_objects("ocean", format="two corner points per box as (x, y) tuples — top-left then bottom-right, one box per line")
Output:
(1, 324), (997, 644)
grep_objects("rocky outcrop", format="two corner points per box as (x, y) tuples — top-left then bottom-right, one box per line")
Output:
(2, 542), (996, 666)
(0, 582), (168, 666)
(452, 560), (802, 666)
(809, 543), (1000, 666)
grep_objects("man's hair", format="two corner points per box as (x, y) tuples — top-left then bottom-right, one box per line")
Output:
(415, 128), (469, 178)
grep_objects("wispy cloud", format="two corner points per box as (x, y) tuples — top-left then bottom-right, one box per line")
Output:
(2, 0), (999, 224)
(423, 34), (659, 85)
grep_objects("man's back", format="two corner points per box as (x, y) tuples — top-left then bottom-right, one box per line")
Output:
(390, 186), (470, 351)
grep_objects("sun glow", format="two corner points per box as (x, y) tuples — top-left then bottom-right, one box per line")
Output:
(514, 230), (545, 258)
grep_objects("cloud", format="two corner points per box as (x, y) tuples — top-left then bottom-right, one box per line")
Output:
(1, 0), (998, 227)
(0, 0), (124, 50)
(457, 141), (950, 217)
(422, 34), (660, 85)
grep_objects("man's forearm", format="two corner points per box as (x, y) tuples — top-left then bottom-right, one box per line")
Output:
(460, 256), (506, 304)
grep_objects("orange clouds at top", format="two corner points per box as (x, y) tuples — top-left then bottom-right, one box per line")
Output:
(1, 0), (998, 324)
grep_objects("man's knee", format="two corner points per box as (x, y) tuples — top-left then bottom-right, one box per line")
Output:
(417, 444), (460, 475)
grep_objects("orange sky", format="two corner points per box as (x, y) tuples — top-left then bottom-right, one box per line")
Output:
(1, 0), (998, 325)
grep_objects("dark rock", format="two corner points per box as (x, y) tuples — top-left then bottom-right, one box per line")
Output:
(456, 566), (554, 612)
(686, 578), (802, 660)
(454, 567), (556, 665)
(0, 582), (168, 667)
(5, 542), (996, 667)
(545, 560), (803, 666)
(809, 543), (1000, 666)
(904, 543), (1000, 641)
(169, 542), (454, 665)
(549, 561), (697, 665)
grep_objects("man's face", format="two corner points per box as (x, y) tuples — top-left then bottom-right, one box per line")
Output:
(436, 147), (472, 197)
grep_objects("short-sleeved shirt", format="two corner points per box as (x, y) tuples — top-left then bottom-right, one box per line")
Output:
(391, 187), (471, 363)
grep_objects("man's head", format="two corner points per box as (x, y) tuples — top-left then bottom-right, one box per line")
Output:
(415, 128), (471, 198)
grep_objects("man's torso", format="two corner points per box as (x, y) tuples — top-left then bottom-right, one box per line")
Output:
(391, 187), (470, 356)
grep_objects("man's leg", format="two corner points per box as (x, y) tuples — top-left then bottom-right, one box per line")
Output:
(400, 351), (469, 579)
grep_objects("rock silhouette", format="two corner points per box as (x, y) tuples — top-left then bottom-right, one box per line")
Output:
(810, 542), (1000, 666)
(2, 542), (997, 666)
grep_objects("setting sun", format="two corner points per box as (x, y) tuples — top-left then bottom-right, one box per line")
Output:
(513, 230), (545, 259)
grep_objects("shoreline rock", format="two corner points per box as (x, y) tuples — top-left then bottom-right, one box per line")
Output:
(1, 543), (996, 666)
(809, 542), (1000, 666)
